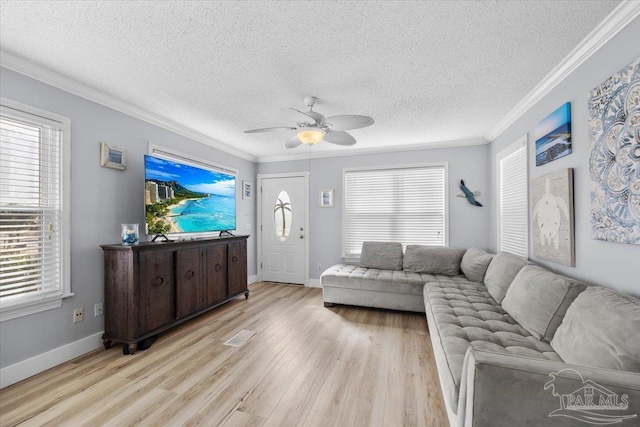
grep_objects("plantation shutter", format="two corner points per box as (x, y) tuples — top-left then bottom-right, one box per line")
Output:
(498, 141), (528, 258)
(343, 165), (446, 258)
(0, 105), (65, 303)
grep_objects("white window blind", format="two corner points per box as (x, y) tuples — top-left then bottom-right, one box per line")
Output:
(343, 164), (447, 258)
(498, 139), (528, 258)
(0, 99), (70, 321)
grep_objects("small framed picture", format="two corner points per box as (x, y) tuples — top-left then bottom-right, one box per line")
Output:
(243, 181), (253, 200)
(100, 142), (126, 170)
(319, 189), (334, 208)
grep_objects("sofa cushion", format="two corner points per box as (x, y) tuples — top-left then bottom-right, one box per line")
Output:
(403, 245), (466, 275)
(359, 241), (403, 270)
(551, 286), (640, 373)
(460, 248), (494, 283)
(483, 251), (529, 303)
(423, 280), (561, 413)
(501, 265), (586, 342)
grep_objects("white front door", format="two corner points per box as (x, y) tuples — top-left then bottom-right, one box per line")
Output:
(260, 175), (307, 284)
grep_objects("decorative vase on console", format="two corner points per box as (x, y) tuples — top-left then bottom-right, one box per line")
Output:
(121, 223), (139, 245)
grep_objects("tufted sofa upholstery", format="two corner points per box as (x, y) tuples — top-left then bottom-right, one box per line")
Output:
(424, 279), (561, 415)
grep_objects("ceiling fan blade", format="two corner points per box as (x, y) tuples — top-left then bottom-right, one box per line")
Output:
(244, 126), (297, 133)
(289, 108), (325, 125)
(323, 115), (374, 131)
(323, 130), (356, 146)
(285, 135), (303, 149)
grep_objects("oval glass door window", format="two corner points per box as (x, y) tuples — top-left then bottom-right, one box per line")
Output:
(274, 191), (292, 242)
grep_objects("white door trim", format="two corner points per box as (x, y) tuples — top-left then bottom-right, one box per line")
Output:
(257, 172), (310, 285)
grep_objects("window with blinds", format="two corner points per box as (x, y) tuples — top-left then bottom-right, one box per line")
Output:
(497, 138), (528, 258)
(0, 99), (70, 321)
(342, 164), (447, 258)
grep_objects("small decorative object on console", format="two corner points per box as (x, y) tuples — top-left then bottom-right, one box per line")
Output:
(121, 223), (139, 245)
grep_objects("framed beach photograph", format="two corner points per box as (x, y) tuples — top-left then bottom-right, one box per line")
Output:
(534, 102), (572, 166)
(319, 189), (334, 208)
(243, 181), (253, 200)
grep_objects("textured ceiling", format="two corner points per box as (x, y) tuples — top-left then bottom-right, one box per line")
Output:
(0, 1), (622, 161)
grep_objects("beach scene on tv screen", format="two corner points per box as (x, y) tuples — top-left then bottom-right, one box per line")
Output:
(144, 156), (236, 234)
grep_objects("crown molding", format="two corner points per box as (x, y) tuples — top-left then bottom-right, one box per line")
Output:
(257, 137), (488, 163)
(0, 52), (257, 162)
(485, 0), (640, 142)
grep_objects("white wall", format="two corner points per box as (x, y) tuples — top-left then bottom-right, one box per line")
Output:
(0, 67), (257, 369)
(489, 17), (640, 297)
(258, 143), (491, 279)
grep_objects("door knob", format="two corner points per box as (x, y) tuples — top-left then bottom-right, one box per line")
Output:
(299, 234), (304, 239)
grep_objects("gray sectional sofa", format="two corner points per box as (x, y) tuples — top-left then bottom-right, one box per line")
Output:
(321, 242), (640, 427)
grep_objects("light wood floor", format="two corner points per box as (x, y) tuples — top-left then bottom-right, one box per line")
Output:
(0, 283), (448, 427)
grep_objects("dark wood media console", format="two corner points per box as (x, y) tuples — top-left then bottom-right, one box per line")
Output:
(101, 235), (249, 354)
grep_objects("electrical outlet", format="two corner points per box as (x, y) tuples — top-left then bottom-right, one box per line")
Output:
(73, 308), (84, 323)
(94, 303), (103, 317)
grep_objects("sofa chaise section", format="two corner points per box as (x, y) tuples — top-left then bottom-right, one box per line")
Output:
(321, 263), (471, 313)
(321, 243), (470, 313)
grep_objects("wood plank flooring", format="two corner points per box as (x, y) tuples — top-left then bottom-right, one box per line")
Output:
(0, 282), (448, 427)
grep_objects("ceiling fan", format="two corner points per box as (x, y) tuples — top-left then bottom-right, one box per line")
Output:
(244, 96), (374, 149)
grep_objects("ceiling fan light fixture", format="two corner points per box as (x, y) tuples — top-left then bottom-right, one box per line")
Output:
(297, 128), (325, 144)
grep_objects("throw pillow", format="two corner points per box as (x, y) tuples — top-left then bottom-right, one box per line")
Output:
(483, 251), (529, 303)
(460, 248), (494, 282)
(359, 241), (403, 270)
(402, 245), (466, 275)
(551, 286), (640, 373)
(501, 265), (586, 342)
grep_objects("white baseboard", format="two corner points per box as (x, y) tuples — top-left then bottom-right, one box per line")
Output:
(248, 275), (258, 285)
(0, 331), (104, 389)
(306, 279), (322, 288)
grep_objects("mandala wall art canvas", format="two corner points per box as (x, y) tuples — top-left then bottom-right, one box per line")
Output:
(589, 57), (640, 245)
(535, 102), (572, 166)
(531, 169), (575, 266)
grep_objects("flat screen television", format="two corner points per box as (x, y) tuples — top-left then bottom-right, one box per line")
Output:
(144, 155), (236, 237)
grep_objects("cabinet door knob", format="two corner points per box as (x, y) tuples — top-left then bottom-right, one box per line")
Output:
(154, 277), (164, 287)
(215, 263), (223, 272)
(232, 255), (239, 263)
(185, 270), (195, 279)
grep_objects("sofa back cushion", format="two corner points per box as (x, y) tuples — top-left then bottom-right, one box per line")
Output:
(402, 245), (466, 275)
(483, 251), (529, 303)
(551, 286), (640, 372)
(502, 265), (586, 342)
(359, 241), (404, 270)
(460, 248), (494, 283)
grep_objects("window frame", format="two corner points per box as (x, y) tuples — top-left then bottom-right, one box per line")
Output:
(341, 162), (449, 262)
(496, 135), (529, 258)
(0, 97), (72, 322)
